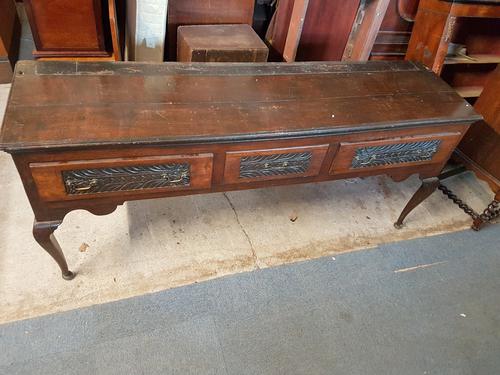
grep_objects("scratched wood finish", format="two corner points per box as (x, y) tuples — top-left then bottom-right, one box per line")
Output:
(0, 60), (481, 279)
(177, 25), (268, 63)
(1, 60), (478, 151)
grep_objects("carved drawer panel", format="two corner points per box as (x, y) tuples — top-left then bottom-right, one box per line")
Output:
(30, 154), (213, 201)
(62, 163), (191, 195)
(330, 133), (462, 175)
(223, 145), (329, 184)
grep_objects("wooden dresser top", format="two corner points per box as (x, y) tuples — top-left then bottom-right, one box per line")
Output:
(0, 61), (480, 152)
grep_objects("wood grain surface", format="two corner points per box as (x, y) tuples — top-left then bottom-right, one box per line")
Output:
(0, 61), (479, 152)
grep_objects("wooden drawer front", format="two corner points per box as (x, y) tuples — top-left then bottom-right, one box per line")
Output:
(330, 133), (462, 174)
(31, 154), (213, 201)
(223, 145), (329, 184)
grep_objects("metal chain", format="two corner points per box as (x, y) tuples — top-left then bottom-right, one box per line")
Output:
(438, 184), (479, 219)
(479, 200), (500, 222)
(438, 183), (500, 230)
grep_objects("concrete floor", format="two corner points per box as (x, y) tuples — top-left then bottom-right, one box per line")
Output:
(1, 225), (499, 375)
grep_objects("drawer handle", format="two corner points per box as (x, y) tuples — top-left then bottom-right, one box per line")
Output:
(162, 173), (188, 183)
(73, 178), (98, 191)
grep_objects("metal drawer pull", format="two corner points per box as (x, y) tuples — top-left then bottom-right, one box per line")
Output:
(73, 178), (98, 191)
(161, 172), (188, 183)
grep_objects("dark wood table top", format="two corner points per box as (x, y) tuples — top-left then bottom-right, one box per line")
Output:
(0, 61), (480, 152)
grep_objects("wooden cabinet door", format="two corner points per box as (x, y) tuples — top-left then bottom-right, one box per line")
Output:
(24, 0), (110, 57)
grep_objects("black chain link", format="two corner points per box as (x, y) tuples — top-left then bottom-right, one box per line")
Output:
(479, 200), (500, 222)
(438, 184), (479, 219)
(438, 183), (499, 228)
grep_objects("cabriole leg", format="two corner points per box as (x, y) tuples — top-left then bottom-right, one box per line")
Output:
(394, 177), (440, 229)
(33, 219), (75, 280)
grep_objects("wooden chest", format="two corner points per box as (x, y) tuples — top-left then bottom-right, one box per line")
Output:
(177, 24), (269, 62)
(167, 0), (255, 60)
(0, 60), (480, 279)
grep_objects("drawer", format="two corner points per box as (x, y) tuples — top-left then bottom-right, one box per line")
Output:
(330, 133), (462, 175)
(30, 154), (213, 201)
(223, 145), (329, 184)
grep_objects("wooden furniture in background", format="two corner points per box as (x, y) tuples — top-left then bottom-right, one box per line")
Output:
(268, 0), (418, 63)
(370, 0), (419, 60)
(177, 24), (268, 62)
(0, 0), (21, 83)
(24, 0), (123, 60)
(343, 0), (391, 61)
(167, 0), (255, 61)
(457, 66), (500, 197)
(445, 66), (500, 229)
(281, 0), (309, 62)
(0, 60), (479, 279)
(266, 0), (362, 61)
(126, 0), (168, 62)
(406, 0), (500, 230)
(406, 0), (500, 101)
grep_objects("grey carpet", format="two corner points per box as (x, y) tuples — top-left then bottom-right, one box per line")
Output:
(1, 223), (499, 375)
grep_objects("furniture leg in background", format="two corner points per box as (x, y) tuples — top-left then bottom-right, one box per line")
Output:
(343, 0), (391, 61)
(265, 0), (362, 61)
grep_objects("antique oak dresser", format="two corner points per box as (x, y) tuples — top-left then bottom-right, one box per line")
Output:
(0, 61), (480, 279)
